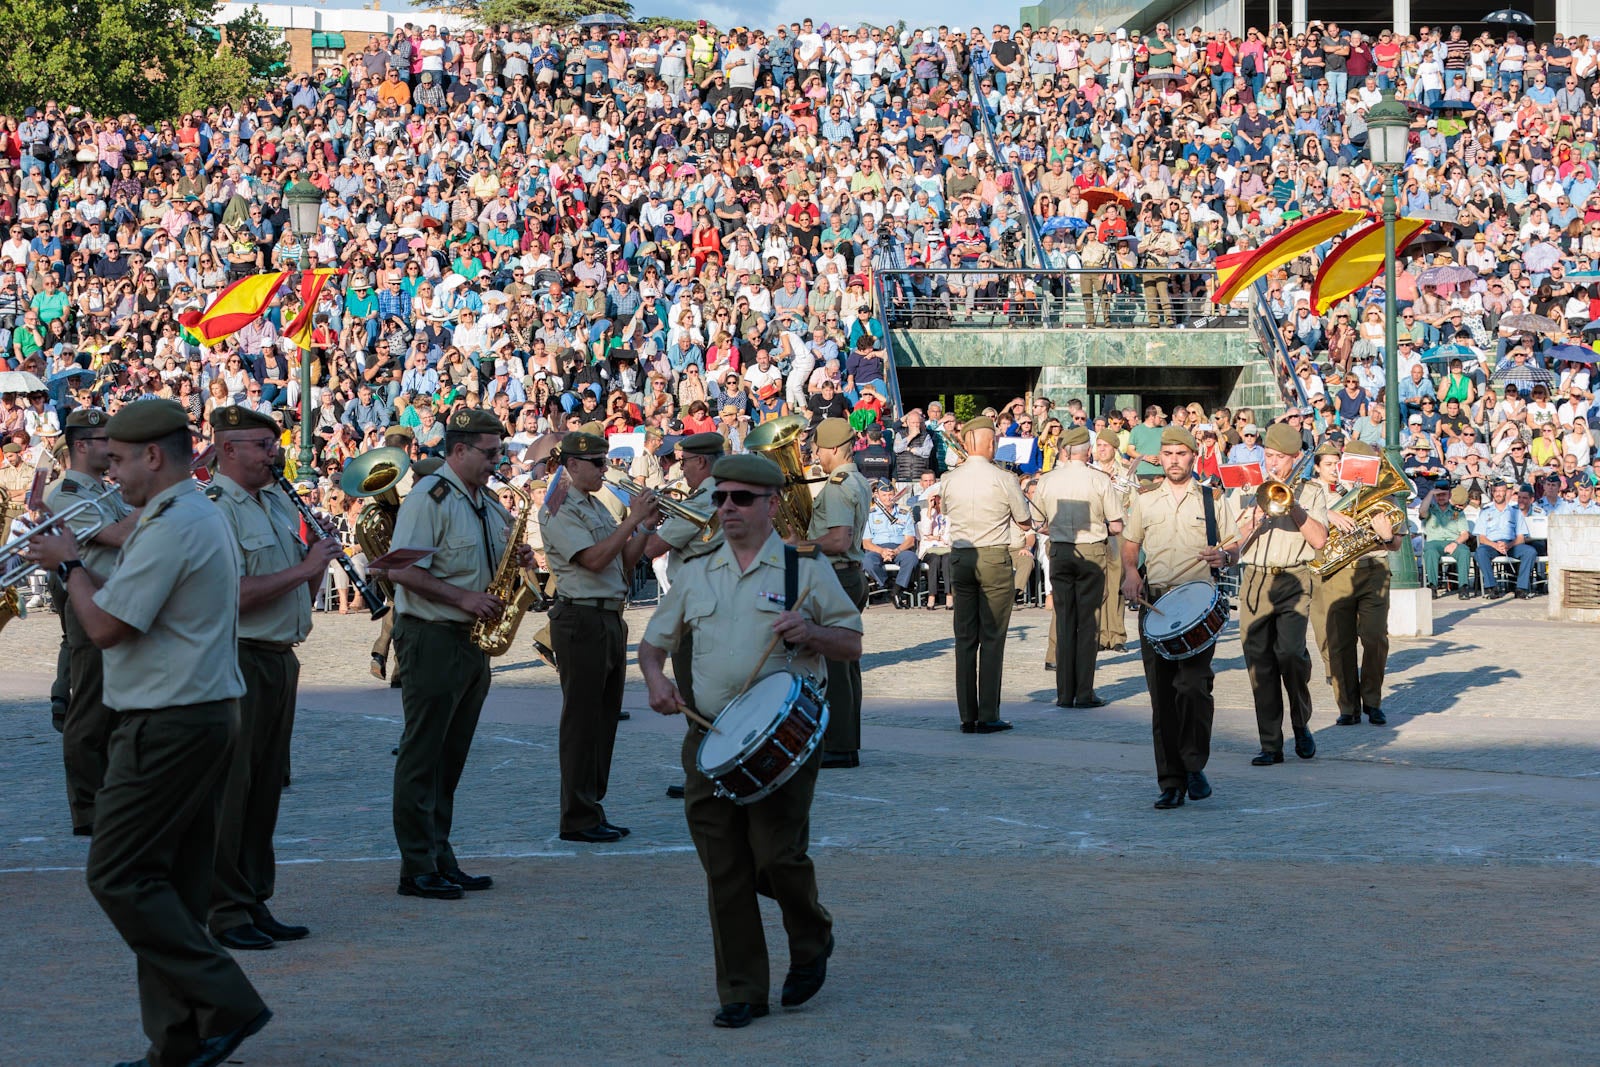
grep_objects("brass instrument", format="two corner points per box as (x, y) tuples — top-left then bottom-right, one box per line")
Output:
(933, 424), (970, 466)
(1254, 451), (1316, 517)
(0, 497), (21, 632)
(0, 482), (126, 588)
(603, 469), (716, 532)
(472, 477), (537, 656)
(341, 448), (411, 593)
(1310, 452), (1412, 578)
(744, 413), (817, 540)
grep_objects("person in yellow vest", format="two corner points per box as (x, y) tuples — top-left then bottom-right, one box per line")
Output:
(691, 21), (717, 82)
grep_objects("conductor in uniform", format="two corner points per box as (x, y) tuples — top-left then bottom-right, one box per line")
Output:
(384, 408), (531, 899)
(940, 416), (1032, 733)
(540, 429), (659, 843)
(24, 399), (272, 1067)
(1120, 426), (1237, 809)
(44, 407), (135, 836)
(643, 431), (727, 800)
(204, 406), (336, 949)
(796, 417), (870, 768)
(1033, 427), (1123, 708)
(639, 452), (863, 1029)
(861, 479), (920, 608)
(1234, 423), (1329, 766)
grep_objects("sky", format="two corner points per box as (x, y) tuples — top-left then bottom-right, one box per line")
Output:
(314, 0), (990, 33)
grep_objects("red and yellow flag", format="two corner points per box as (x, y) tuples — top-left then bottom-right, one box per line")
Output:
(1210, 209), (1365, 305)
(177, 271), (289, 347)
(1309, 217), (1430, 314)
(283, 269), (342, 349)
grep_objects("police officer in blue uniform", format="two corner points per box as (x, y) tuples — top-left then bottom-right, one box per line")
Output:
(860, 480), (920, 608)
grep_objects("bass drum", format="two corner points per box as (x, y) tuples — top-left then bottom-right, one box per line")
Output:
(696, 672), (829, 805)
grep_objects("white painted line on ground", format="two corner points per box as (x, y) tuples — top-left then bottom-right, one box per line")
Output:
(816, 790), (893, 804)
(987, 816), (1054, 829)
(1237, 802), (1333, 815)
(489, 735), (547, 748)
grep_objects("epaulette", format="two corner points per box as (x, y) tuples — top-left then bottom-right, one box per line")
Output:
(146, 498), (177, 522)
(60, 479), (80, 495)
(829, 470), (850, 485)
(202, 483), (222, 501)
(428, 477), (449, 503)
(795, 543), (817, 557)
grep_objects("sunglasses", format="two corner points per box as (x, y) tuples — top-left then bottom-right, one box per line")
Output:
(712, 489), (772, 508)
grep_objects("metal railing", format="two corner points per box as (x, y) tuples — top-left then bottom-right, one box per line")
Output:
(1248, 277), (1313, 413)
(875, 268), (1238, 330)
(967, 71), (1047, 268)
(870, 270), (907, 416)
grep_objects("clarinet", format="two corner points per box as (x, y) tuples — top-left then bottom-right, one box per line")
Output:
(274, 470), (390, 620)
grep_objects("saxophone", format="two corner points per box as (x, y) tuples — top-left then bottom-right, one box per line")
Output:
(472, 479), (537, 656)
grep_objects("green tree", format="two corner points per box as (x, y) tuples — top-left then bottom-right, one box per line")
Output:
(416, 0), (634, 31)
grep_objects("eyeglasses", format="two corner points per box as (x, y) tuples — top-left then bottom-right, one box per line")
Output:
(712, 489), (772, 508)
(466, 444), (504, 461)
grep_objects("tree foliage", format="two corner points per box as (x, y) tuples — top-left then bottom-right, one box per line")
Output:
(0, 0), (284, 119)
(416, 0), (634, 31)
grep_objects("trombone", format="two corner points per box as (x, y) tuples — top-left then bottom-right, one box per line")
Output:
(0, 483), (126, 588)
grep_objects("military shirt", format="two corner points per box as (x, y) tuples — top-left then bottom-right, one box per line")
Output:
(939, 456), (1032, 548)
(208, 473), (312, 644)
(92, 479), (247, 711)
(864, 501), (915, 549)
(629, 449), (666, 490)
(540, 486), (630, 600)
(0, 458), (35, 503)
(1422, 504), (1469, 541)
(643, 531), (865, 715)
(1032, 460), (1124, 544)
(1122, 477), (1238, 589)
(45, 469), (131, 578)
(1234, 481), (1328, 568)
(658, 478), (724, 581)
(391, 461), (511, 623)
(807, 460), (871, 564)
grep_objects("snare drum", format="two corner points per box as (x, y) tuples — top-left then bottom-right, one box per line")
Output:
(1141, 581), (1229, 661)
(696, 672), (830, 805)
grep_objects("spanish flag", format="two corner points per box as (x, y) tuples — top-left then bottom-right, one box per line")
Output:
(282, 269), (342, 350)
(1309, 217), (1430, 314)
(1210, 209), (1365, 305)
(177, 271), (289, 347)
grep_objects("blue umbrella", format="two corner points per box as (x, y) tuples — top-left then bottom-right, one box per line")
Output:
(1543, 343), (1598, 365)
(1039, 216), (1087, 235)
(1583, 319), (1600, 333)
(1420, 343), (1478, 364)
(1565, 272), (1600, 281)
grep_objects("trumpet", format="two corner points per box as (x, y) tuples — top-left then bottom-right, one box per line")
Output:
(1254, 451), (1316, 517)
(0, 483), (126, 588)
(604, 469), (716, 531)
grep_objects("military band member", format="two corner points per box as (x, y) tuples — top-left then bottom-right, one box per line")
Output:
(1092, 428), (1131, 651)
(861, 479), (920, 608)
(1307, 442), (1345, 683)
(795, 417), (870, 767)
(370, 425), (418, 685)
(24, 399), (272, 1067)
(1120, 426), (1237, 809)
(640, 453), (862, 1029)
(541, 430), (659, 843)
(384, 408), (530, 899)
(1033, 427), (1124, 709)
(940, 415), (1033, 733)
(44, 407), (135, 836)
(643, 431), (727, 799)
(1233, 423), (1329, 766)
(1318, 441), (1402, 727)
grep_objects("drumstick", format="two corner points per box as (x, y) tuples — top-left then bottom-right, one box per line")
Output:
(737, 588), (812, 695)
(1165, 533), (1245, 587)
(676, 702), (720, 733)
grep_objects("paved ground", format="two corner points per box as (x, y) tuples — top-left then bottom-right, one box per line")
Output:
(4, 592), (1598, 1064)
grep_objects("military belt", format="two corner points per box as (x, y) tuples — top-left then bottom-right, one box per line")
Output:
(238, 638), (294, 653)
(1246, 563), (1311, 575)
(558, 595), (626, 611)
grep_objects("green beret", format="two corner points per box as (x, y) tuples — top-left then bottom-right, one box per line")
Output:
(65, 408), (109, 430)
(711, 453), (785, 488)
(814, 417), (856, 450)
(384, 425), (415, 443)
(963, 415), (995, 433)
(678, 431), (727, 457)
(107, 399), (189, 443)
(1160, 426), (1198, 451)
(448, 407), (507, 437)
(208, 405), (278, 434)
(1062, 427), (1091, 448)
(1344, 439), (1378, 456)
(1313, 441), (1342, 458)
(1262, 423), (1303, 455)
(1096, 429), (1120, 448)
(644, 426), (664, 440)
(578, 420), (607, 438)
(560, 431), (609, 457)
(413, 457), (444, 479)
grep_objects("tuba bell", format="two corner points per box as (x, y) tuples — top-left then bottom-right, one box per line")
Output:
(341, 447), (411, 590)
(744, 413), (817, 540)
(1311, 451), (1413, 578)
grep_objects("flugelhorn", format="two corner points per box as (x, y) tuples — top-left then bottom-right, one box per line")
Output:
(604, 470), (715, 530)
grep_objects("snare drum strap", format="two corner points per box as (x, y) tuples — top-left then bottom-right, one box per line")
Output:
(784, 545), (810, 648)
(1200, 487), (1221, 582)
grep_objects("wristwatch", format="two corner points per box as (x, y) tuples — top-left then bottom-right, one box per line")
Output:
(56, 559), (85, 583)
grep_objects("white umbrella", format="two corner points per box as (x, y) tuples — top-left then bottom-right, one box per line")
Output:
(0, 370), (48, 393)
(437, 272), (468, 294)
(481, 289), (509, 306)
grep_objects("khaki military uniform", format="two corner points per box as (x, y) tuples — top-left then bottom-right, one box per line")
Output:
(390, 462), (510, 878)
(45, 470), (131, 833)
(807, 461), (871, 755)
(629, 448), (666, 490)
(1140, 230), (1182, 326)
(643, 531), (862, 1005)
(1092, 458), (1133, 648)
(0, 455), (34, 504)
(85, 478), (265, 1066)
(1078, 237), (1112, 325)
(940, 457), (1032, 724)
(541, 486), (631, 834)
(656, 478), (723, 712)
(1123, 478), (1237, 792)
(1233, 481), (1329, 755)
(1313, 492), (1400, 720)
(1033, 461), (1124, 706)
(204, 473), (311, 936)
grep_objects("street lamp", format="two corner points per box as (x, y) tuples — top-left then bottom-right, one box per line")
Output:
(1365, 90), (1420, 592)
(283, 174), (323, 483)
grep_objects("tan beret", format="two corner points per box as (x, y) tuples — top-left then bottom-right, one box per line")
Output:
(814, 417), (855, 450)
(1449, 485), (1469, 507)
(560, 431), (609, 457)
(711, 453), (785, 488)
(65, 408), (109, 430)
(1160, 426), (1198, 451)
(413, 456), (444, 478)
(1262, 423), (1303, 455)
(963, 415), (995, 433)
(108, 399), (189, 443)
(1, 441), (20, 454)
(1344, 439), (1378, 456)
(1313, 441), (1342, 458)
(384, 425), (415, 443)
(1062, 426), (1091, 448)
(208, 405), (278, 434)
(1096, 429), (1120, 448)
(678, 431), (727, 457)
(448, 407), (507, 437)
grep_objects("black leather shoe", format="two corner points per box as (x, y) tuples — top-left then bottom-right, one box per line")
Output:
(398, 873), (464, 900)
(1073, 695), (1110, 708)
(186, 1007), (272, 1067)
(216, 924), (274, 951)
(821, 751), (859, 768)
(1334, 713), (1361, 726)
(72, 824), (93, 837)
(1044, 661), (1056, 672)
(249, 907), (309, 941)
(559, 825), (623, 843)
(782, 934), (834, 1007)
(1513, 589), (1531, 600)
(1293, 727), (1316, 759)
(666, 783), (686, 799)
(1251, 750), (1284, 766)
(1365, 705), (1388, 725)
(370, 653), (386, 681)
(602, 822), (631, 839)
(973, 720), (1014, 734)
(618, 710), (631, 720)
(713, 1002), (770, 1029)
(1486, 586), (1504, 600)
(1153, 787), (1185, 809)
(1185, 771), (1212, 800)
(440, 867), (494, 891)
(959, 722), (977, 733)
